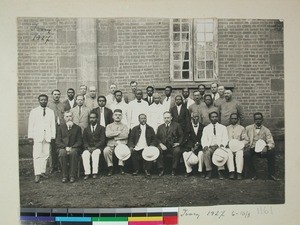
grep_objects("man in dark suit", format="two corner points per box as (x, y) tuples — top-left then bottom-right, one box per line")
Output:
(128, 114), (157, 176)
(156, 111), (184, 176)
(182, 112), (205, 177)
(56, 111), (83, 183)
(82, 112), (106, 180)
(91, 96), (113, 127)
(63, 88), (77, 111)
(143, 85), (155, 106)
(170, 95), (191, 133)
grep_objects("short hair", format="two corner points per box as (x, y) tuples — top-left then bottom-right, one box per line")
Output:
(191, 112), (200, 117)
(152, 92), (161, 98)
(64, 110), (73, 116)
(163, 111), (171, 116)
(97, 95), (107, 102)
(193, 90), (200, 95)
(230, 113), (239, 119)
(146, 85), (154, 91)
(130, 81), (137, 85)
(209, 111), (219, 119)
(138, 113), (147, 119)
(175, 95), (183, 100)
(80, 84), (87, 89)
(114, 90), (123, 95)
(51, 89), (61, 95)
(182, 87), (189, 92)
(75, 94), (84, 100)
(67, 88), (75, 93)
(90, 112), (98, 118)
(109, 84), (117, 88)
(253, 112), (263, 118)
(114, 109), (122, 114)
(135, 89), (143, 94)
(211, 82), (219, 87)
(38, 94), (48, 100)
(165, 86), (173, 91)
(198, 84), (206, 89)
(204, 94), (212, 100)
(225, 89), (232, 93)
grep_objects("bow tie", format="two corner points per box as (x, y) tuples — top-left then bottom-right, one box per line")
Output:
(137, 100), (141, 103)
(194, 125), (198, 127)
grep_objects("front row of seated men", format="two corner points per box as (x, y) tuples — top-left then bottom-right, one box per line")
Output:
(28, 94), (278, 183)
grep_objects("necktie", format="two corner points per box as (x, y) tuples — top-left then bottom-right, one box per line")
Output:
(92, 126), (95, 133)
(79, 107), (81, 116)
(213, 124), (216, 135)
(137, 100), (141, 103)
(43, 108), (46, 116)
(194, 124), (198, 127)
(166, 97), (169, 101)
(166, 124), (169, 133)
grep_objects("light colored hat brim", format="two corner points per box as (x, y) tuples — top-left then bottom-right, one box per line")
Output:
(142, 146), (160, 161)
(255, 139), (267, 153)
(115, 144), (131, 160)
(229, 139), (244, 152)
(186, 152), (199, 165)
(212, 148), (228, 166)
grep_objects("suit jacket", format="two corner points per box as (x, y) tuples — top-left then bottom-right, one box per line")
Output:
(245, 124), (275, 149)
(63, 99), (77, 112)
(70, 106), (90, 132)
(143, 96), (154, 106)
(184, 122), (204, 154)
(56, 123), (83, 150)
(156, 121), (184, 149)
(83, 124), (106, 150)
(170, 105), (191, 132)
(91, 107), (113, 127)
(128, 124), (157, 148)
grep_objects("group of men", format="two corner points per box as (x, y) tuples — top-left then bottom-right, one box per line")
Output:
(27, 81), (278, 183)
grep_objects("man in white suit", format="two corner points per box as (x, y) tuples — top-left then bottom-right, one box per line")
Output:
(70, 94), (90, 133)
(28, 94), (56, 183)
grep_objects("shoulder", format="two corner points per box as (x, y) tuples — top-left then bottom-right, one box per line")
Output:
(245, 124), (254, 130)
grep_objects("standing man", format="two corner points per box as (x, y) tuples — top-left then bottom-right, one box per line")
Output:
(125, 81), (138, 103)
(226, 113), (248, 180)
(214, 85), (226, 108)
(148, 93), (164, 133)
(82, 112), (106, 180)
(156, 112), (184, 176)
(162, 86), (175, 111)
(182, 88), (195, 109)
(198, 84), (206, 102)
(48, 89), (65, 173)
(105, 84), (117, 109)
(188, 91), (204, 116)
(56, 111), (83, 183)
(144, 86), (155, 105)
(103, 109), (129, 176)
(28, 94), (56, 183)
(63, 88), (77, 111)
(128, 89), (149, 129)
(70, 94), (90, 132)
(91, 96), (113, 128)
(201, 111), (234, 179)
(85, 86), (98, 111)
(79, 85), (88, 101)
(210, 82), (220, 101)
(110, 90), (129, 127)
(128, 114), (157, 176)
(199, 94), (219, 126)
(170, 95), (191, 133)
(219, 89), (244, 126)
(182, 112), (205, 177)
(244, 112), (278, 181)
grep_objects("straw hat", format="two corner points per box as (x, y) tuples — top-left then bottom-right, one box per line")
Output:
(142, 146), (160, 161)
(183, 151), (199, 165)
(115, 144), (131, 160)
(228, 139), (244, 153)
(212, 148), (228, 166)
(255, 139), (267, 153)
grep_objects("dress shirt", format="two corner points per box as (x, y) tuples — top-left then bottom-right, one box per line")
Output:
(128, 99), (149, 129)
(99, 107), (106, 127)
(91, 124), (97, 133)
(183, 97), (195, 109)
(211, 93), (220, 101)
(148, 103), (164, 132)
(134, 124), (147, 151)
(68, 99), (75, 109)
(162, 96), (171, 111)
(201, 122), (228, 148)
(176, 105), (182, 115)
(192, 122), (200, 135)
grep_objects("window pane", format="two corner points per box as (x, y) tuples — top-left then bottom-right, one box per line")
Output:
(197, 61), (205, 69)
(197, 51), (205, 60)
(173, 24), (180, 32)
(182, 19), (189, 22)
(174, 42), (181, 51)
(197, 70), (205, 79)
(206, 42), (214, 51)
(182, 71), (190, 79)
(206, 61), (213, 69)
(183, 52), (189, 60)
(182, 42), (189, 51)
(206, 51), (214, 60)
(173, 19), (180, 23)
(173, 33), (180, 41)
(206, 33), (214, 42)
(205, 23), (213, 32)
(197, 42), (205, 51)
(174, 71), (181, 79)
(182, 23), (189, 31)
(182, 61), (189, 69)
(174, 61), (181, 70)
(173, 52), (181, 60)
(206, 70), (213, 78)
(197, 23), (205, 32)
(197, 33), (205, 42)
(182, 33), (189, 41)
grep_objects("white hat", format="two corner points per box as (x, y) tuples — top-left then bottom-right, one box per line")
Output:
(255, 139), (267, 153)
(142, 146), (160, 161)
(212, 148), (228, 166)
(228, 139), (244, 153)
(115, 144), (131, 161)
(183, 152), (199, 165)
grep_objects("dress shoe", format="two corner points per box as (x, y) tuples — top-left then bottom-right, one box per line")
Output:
(199, 172), (205, 178)
(229, 172), (235, 180)
(70, 177), (75, 183)
(120, 167), (125, 175)
(84, 175), (90, 180)
(132, 170), (139, 176)
(185, 173), (192, 177)
(107, 167), (113, 176)
(218, 171), (225, 180)
(171, 169), (176, 176)
(158, 170), (164, 177)
(268, 175), (279, 181)
(237, 173), (243, 180)
(62, 177), (67, 183)
(35, 175), (40, 183)
(251, 175), (257, 181)
(145, 170), (151, 177)
(40, 173), (48, 179)
(92, 174), (98, 179)
(205, 171), (212, 180)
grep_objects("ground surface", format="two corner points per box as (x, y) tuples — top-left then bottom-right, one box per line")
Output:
(19, 151), (284, 208)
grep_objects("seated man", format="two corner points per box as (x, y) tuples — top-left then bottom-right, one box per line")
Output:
(156, 111), (184, 176)
(128, 114), (157, 176)
(201, 111), (234, 179)
(244, 112), (278, 181)
(82, 112), (106, 180)
(182, 112), (205, 177)
(56, 111), (83, 183)
(103, 109), (129, 176)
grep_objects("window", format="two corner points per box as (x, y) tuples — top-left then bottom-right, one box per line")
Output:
(170, 18), (218, 82)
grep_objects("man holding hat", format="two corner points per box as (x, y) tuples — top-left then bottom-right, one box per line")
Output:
(103, 109), (129, 176)
(226, 113), (249, 180)
(128, 114), (157, 176)
(201, 111), (234, 179)
(244, 112), (278, 181)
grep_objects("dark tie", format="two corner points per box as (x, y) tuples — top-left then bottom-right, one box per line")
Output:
(166, 124), (169, 133)
(194, 124), (198, 127)
(43, 108), (46, 117)
(92, 126), (95, 133)
(137, 100), (141, 103)
(166, 97), (169, 101)
(213, 124), (216, 135)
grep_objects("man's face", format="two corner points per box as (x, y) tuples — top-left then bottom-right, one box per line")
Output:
(135, 90), (143, 100)
(147, 88), (154, 97)
(97, 97), (106, 107)
(139, 114), (147, 125)
(192, 114), (200, 124)
(89, 113), (98, 125)
(113, 112), (122, 122)
(165, 87), (172, 97)
(230, 114), (238, 126)
(89, 87), (96, 98)
(64, 112), (73, 122)
(80, 86), (87, 95)
(175, 96), (183, 106)
(198, 85), (205, 95)
(204, 96), (212, 107)
(193, 91), (201, 102)
(52, 91), (61, 102)
(110, 85), (116, 94)
(182, 89), (190, 98)
(153, 96), (161, 104)
(39, 96), (48, 108)
(163, 113), (172, 124)
(115, 92), (122, 103)
(211, 83), (218, 94)
(224, 90), (232, 101)
(254, 114), (263, 127)
(76, 95), (84, 106)
(218, 86), (225, 96)
(209, 113), (219, 124)
(67, 89), (75, 100)
(130, 83), (137, 92)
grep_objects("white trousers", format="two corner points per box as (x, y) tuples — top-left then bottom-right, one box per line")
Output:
(103, 146), (124, 167)
(82, 149), (101, 175)
(33, 140), (50, 176)
(182, 151), (204, 173)
(223, 148), (235, 172)
(232, 150), (244, 173)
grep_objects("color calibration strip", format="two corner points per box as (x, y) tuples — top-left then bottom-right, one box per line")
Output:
(20, 207), (178, 225)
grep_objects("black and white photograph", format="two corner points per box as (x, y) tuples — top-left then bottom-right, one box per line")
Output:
(17, 17), (285, 209)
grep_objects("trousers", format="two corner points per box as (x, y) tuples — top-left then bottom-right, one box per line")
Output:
(82, 149), (101, 175)
(182, 151), (203, 173)
(33, 140), (50, 175)
(131, 150), (152, 171)
(103, 146), (124, 167)
(58, 148), (79, 178)
(156, 146), (181, 170)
